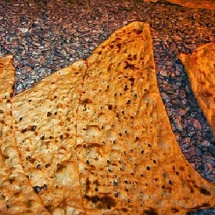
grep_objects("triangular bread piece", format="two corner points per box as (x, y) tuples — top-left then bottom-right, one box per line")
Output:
(76, 22), (215, 214)
(12, 60), (87, 214)
(179, 43), (215, 138)
(0, 55), (50, 214)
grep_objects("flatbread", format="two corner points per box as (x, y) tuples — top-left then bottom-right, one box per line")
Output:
(179, 43), (215, 137)
(12, 60), (87, 214)
(144, 0), (215, 10)
(10, 22), (215, 214)
(0, 55), (50, 215)
(166, 0), (215, 10)
(76, 22), (215, 214)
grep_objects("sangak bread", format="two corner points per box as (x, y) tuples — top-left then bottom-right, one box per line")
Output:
(12, 60), (87, 214)
(0, 55), (50, 215)
(76, 22), (215, 214)
(179, 42), (215, 138)
(166, 0), (215, 10)
(11, 22), (215, 214)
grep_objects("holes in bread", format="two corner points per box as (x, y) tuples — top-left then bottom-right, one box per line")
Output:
(124, 84), (128, 91)
(34, 186), (41, 194)
(41, 135), (45, 140)
(36, 164), (41, 169)
(47, 111), (52, 117)
(45, 163), (50, 168)
(199, 187), (211, 195)
(43, 184), (47, 190)
(114, 192), (119, 198)
(126, 100), (131, 104)
(135, 136), (140, 141)
(113, 181), (118, 186)
(169, 180), (173, 185)
(108, 104), (112, 110)
(129, 77), (135, 83)
(33, 184), (47, 194)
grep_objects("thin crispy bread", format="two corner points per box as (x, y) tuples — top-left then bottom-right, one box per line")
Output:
(167, 0), (215, 10)
(12, 60), (87, 214)
(76, 22), (215, 214)
(145, 0), (215, 10)
(179, 43), (215, 137)
(10, 22), (215, 214)
(0, 55), (50, 215)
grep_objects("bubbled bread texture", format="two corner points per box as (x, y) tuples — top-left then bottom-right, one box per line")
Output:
(10, 22), (215, 215)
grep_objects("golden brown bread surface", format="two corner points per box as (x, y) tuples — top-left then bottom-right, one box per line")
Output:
(4, 22), (215, 214)
(145, 0), (215, 10)
(179, 42), (215, 137)
(76, 22), (215, 214)
(12, 60), (87, 214)
(0, 55), (50, 215)
(166, 0), (215, 10)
